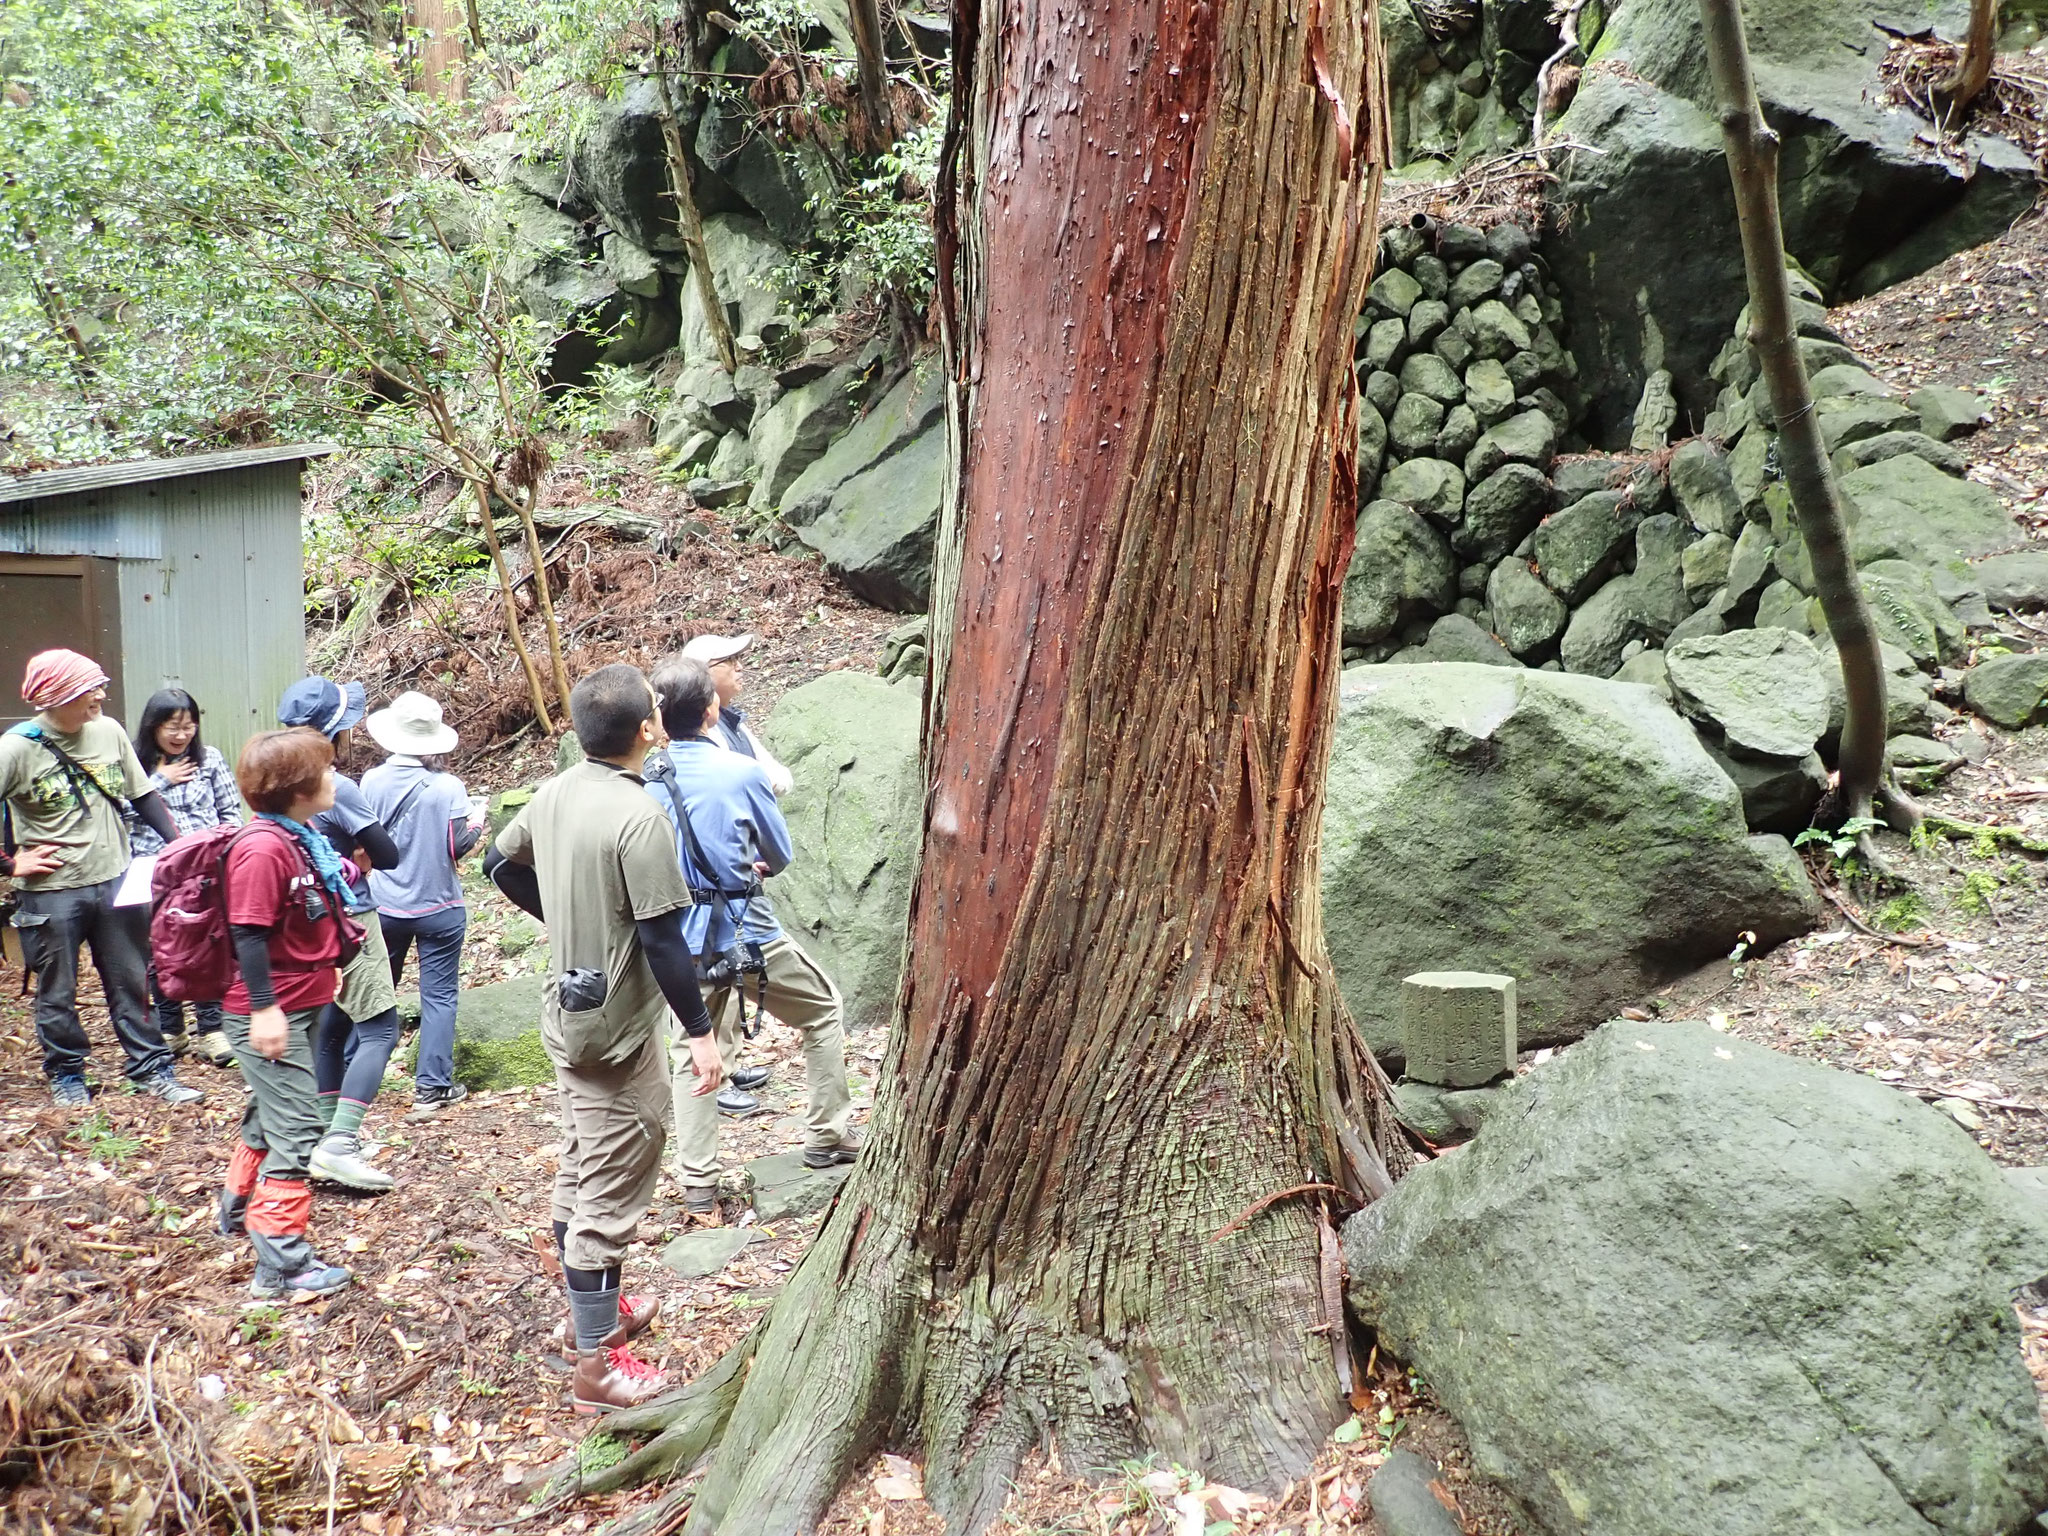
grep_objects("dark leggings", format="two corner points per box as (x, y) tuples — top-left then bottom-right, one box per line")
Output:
(313, 1003), (401, 1107)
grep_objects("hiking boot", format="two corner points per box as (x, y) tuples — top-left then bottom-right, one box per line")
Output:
(163, 1030), (192, 1058)
(218, 1189), (249, 1237)
(730, 1065), (772, 1092)
(571, 1346), (666, 1413)
(310, 1133), (394, 1193)
(194, 1030), (237, 1067)
(682, 1188), (718, 1217)
(409, 1084), (469, 1118)
(801, 1135), (863, 1170)
(716, 1087), (762, 1118)
(136, 1069), (205, 1106)
(50, 1075), (91, 1108)
(250, 1257), (354, 1299)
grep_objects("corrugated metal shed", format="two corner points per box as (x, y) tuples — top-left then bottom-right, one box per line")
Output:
(0, 444), (334, 763)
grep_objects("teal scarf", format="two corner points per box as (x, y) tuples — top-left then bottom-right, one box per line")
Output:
(257, 812), (354, 907)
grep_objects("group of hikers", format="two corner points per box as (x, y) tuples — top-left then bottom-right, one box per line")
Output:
(1, 635), (858, 1410)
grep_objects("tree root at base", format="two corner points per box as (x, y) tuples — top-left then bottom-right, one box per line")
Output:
(1915, 815), (2048, 856)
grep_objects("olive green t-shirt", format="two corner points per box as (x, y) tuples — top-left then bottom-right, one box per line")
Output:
(496, 758), (692, 1052)
(0, 716), (151, 891)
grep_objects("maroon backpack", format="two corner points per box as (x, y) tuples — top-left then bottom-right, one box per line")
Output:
(149, 822), (270, 1003)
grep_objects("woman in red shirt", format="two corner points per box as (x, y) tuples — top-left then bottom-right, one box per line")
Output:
(215, 729), (358, 1298)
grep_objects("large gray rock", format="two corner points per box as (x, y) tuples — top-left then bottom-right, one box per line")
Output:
(1343, 501), (1458, 646)
(1831, 430), (1969, 478)
(1548, 6), (2036, 442)
(571, 77), (750, 254)
(1322, 666), (1819, 1057)
(1669, 438), (1743, 537)
(1707, 745), (1828, 835)
(747, 361), (876, 509)
(1963, 654), (2048, 730)
(1346, 1020), (2048, 1536)
(1531, 490), (1640, 604)
(1841, 456), (2024, 567)
(695, 98), (836, 247)
(1380, 457), (1466, 524)
(1558, 573), (1655, 679)
(1666, 629), (1830, 760)
(440, 975), (550, 1091)
(1463, 407), (1556, 483)
(1390, 614), (1521, 668)
(1455, 463), (1549, 564)
(792, 426), (943, 610)
(1973, 551), (2048, 613)
(1487, 558), (1568, 658)
(760, 672), (922, 1031)
(675, 215), (793, 369)
(780, 361), (946, 525)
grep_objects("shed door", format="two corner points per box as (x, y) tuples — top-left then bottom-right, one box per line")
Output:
(0, 555), (123, 733)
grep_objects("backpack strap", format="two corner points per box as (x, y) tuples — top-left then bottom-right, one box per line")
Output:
(13, 723), (130, 819)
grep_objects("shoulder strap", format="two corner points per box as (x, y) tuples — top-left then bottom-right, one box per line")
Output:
(654, 771), (720, 890)
(25, 727), (128, 814)
(376, 777), (429, 838)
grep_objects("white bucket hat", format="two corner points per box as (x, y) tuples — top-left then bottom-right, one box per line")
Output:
(365, 690), (459, 757)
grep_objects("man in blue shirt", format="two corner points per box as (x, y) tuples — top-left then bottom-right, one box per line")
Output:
(645, 657), (857, 1213)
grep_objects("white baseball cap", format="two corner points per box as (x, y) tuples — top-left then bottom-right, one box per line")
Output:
(681, 633), (755, 664)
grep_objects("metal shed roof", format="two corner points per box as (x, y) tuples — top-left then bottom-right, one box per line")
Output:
(0, 442), (339, 506)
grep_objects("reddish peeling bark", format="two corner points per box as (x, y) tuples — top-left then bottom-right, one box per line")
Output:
(587, 0), (1410, 1528)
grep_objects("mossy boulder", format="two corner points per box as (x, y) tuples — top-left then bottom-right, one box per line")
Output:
(1321, 666), (1819, 1061)
(760, 671), (922, 1032)
(432, 975), (552, 1091)
(1345, 1020), (2048, 1536)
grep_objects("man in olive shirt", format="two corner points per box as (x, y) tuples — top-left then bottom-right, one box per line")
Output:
(1, 650), (203, 1108)
(486, 664), (721, 1413)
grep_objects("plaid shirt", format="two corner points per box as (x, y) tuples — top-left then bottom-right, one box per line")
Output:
(131, 744), (243, 856)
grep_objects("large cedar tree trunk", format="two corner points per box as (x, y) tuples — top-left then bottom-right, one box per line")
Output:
(611, 0), (1408, 1528)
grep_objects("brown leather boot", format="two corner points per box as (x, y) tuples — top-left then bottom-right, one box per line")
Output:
(602, 1294), (660, 1348)
(571, 1346), (668, 1413)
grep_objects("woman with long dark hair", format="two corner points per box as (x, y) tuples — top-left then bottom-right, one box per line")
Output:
(132, 688), (243, 1066)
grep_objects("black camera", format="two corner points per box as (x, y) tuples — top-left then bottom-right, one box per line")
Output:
(699, 940), (767, 989)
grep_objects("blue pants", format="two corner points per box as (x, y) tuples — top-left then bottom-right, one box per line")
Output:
(382, 906), (467, 1092)
(150, 964), (222, 1037)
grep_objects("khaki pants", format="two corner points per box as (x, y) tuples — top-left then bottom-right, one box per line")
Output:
(551, 1034), (670, 1272)
(333, 911), (396, 1024)
(669, 933), (853, 1191)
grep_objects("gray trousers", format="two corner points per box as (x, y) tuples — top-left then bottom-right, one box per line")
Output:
(226, 1006), (326, 1181)
(13, 876), (170, 1082)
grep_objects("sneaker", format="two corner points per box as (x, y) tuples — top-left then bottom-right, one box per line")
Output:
(194, 1031), (237, 1068)
(730, 1065), (772, 1092)
(250, 1259), (353, 1299)
(801, 1135), (863, 1170)
(571, 1345), (666, 1413)
(409, 1084), (469, 1117)
(310, 1133), (394, 1192)
(136, 1069), (205, 1106)
(218, 1189), (249, 1238)
(716, 1087), (762, 1118)
(50, 1075), (91, 1108)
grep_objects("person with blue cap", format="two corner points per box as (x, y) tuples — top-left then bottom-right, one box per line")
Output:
(276, 676), (410, 1192)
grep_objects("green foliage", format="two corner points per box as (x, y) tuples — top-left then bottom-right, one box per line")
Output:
(69, 1110), (142, 1163)
(1958, 869), (2003, 916)
(2, 0), (551, 473)
(576, 1431), (628, 1474)
(1873, 891), (1931, 933)
(1793, 816), (1886, 872)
